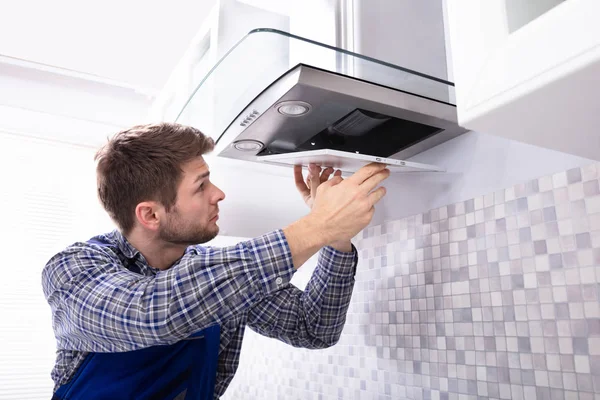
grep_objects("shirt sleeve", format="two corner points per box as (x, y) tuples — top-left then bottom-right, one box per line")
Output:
(246, 244), (358, 349)
(42, 230), (295, 352)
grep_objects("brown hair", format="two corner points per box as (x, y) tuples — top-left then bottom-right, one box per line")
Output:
(95, 122), (215, 235)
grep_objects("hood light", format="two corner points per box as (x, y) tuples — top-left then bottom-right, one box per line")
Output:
(233, 139), (264, 152)
(276, 101), (311, 116)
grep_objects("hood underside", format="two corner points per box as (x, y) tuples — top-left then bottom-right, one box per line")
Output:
(214, 64), (466, 170)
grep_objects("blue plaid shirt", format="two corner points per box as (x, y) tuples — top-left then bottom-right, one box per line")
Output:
(42, 229), (357, 398)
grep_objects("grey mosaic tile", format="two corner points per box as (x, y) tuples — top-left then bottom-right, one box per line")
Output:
(223, 163), (600, 400)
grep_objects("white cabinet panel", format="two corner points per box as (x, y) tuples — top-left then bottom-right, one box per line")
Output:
(446, 0), (600, 161)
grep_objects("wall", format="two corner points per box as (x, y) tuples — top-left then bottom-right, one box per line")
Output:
(353, 0), (448, 81)
(222, 160), (600, 400)
(370, 131), (593, 229)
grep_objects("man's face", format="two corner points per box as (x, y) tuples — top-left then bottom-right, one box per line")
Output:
(158, 156), (225, 245)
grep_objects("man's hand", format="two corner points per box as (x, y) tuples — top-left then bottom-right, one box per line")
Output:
(283, 162), (389, 268)
(293, 162), (389, 251)
(294, 164), (351, 251)
(308, 162), (389, 242)
(294, 164), (340, 209)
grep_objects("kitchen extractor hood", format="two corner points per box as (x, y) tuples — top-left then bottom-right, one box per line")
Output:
(176, 29), (467, 173)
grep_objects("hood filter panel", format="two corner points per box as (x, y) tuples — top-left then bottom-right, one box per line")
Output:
(258, 108), (442, 158)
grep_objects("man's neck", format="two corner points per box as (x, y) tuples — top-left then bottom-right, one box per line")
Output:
(125, 230), (187, 271)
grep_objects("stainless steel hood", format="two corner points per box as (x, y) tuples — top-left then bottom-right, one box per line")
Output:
(176, 29), (466, 172)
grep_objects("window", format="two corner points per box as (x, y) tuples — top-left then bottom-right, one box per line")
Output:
(0, 131), (114, 399)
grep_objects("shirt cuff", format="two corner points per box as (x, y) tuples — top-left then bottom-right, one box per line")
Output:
(317, 244), (359, 279)
(244, 229), (295, 294)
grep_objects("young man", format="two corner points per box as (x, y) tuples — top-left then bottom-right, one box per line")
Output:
(43, 122), (389, 399)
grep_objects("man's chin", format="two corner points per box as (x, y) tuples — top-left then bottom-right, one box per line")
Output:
(160, 226), (219, 246)
(198, 226), (219, 244)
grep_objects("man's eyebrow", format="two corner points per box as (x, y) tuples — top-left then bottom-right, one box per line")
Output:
(194, 171), (210, 183)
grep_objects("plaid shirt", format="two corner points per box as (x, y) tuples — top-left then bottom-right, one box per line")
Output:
(42, 229), (357, 398)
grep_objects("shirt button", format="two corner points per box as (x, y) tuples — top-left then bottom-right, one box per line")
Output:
(275, 277), (283, 285)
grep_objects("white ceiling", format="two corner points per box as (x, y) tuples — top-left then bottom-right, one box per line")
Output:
(0, 0), (218, 91)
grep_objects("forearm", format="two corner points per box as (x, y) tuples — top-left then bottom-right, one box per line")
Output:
(282, 215), (331, 269)
(248, 245), (358, 348)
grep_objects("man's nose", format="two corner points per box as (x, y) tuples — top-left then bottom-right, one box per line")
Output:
(213, 185), (225, 202)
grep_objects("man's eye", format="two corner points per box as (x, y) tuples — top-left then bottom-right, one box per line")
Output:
(198, 183), (205, 191)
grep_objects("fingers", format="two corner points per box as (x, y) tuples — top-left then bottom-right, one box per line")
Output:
(367, 186), (387, 207)
(323, 175), (344, 187)
(308, 164), (321, 195)
(346, 162), (387, 186)
(320, 167), (334, 183)
(294, 165), (310, 196)
(360, 168), (390, 194)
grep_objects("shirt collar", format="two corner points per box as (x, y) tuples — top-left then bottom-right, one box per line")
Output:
(107, 229), (196, 271)
(108, 229), (142, 260)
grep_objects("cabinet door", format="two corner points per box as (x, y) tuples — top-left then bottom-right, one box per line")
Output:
(446, 0), (600, 161)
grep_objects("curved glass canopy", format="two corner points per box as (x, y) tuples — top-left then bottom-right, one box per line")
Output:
(175, 28), (456, 145)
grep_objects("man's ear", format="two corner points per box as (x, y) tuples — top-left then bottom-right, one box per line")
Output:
(135, 201), (162, 231)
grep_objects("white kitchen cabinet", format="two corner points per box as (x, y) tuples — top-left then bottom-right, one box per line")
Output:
(445, 0), (600, 161)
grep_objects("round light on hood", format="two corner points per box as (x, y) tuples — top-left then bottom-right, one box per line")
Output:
(233, 139), (264, 152)
(276, 101), (311, 116)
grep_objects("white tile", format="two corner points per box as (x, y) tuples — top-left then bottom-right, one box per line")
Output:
(569, 303), (585, 319)
(531, 224), (546, 240)
(554, 203), (571, 221)
(568, 182), (585, 201)
(509, 245), (522, 260)
(573, 217), (591, 234)
(495, 204), (506, 219)
(552, 286), (567, 304)
(574, 355), (590, 373)
(581, 163), (598, 181)
(546, 354), (561, 371)
(586, 195), (600, 214)
(517, 212), (531, 228)
(555, 187), (570, 204)
(539, 176), (554, 191)
(535, 255), (550, 271)
(539, 288), (554, 303)
(560, 235), (577, 252)
(505, 187), (516, 201)
(580, 266), (596, 283)
(513, 290), (526, 305)
(524, 273), (537, 288)
(528, 305), (542, 321)
(535, 370), (549, 386)
(528, 193), (542, 210)
(584, 302), (600, 318)
(589, 213), (600, 231)
(490, 291), (503, 306)
(551, 272), (567, 288)
(557, 218), (573, 235)
(540, 304), (555, 319)
(465, 212), (475, 226)
(515, 305), (528, 321)
(593, 231), (600, 247)
(552, 171), (568, 188)
(546, 238), (561, 253)
(520, 243), (534, 258)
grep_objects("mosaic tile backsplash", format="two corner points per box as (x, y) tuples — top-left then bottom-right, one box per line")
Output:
(223, 162), (600, 400)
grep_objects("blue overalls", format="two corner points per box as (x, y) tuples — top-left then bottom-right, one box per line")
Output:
(52, 238), (221, 400)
